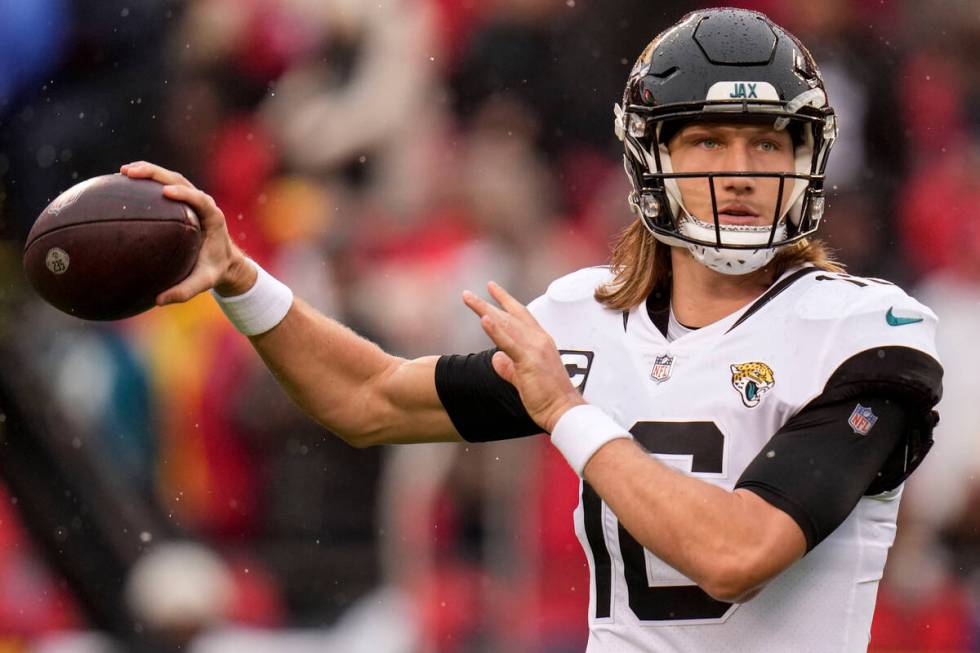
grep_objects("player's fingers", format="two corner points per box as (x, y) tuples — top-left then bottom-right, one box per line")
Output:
(487, 281), (536, 323)
(462, 289), (507, 322)
(483, 283), (557, 356)
(465, 289), (555, 366)
(161, 184), (223, 227)
(490, 350), (517, 385)
(463, 290), (520, 343)
(479, 315), (522, 357)
(121, 161), (192, 187)
(464, 289), (541, 362)
(121, 161), (196, 189)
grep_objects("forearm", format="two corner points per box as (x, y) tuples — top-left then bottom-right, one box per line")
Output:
(246, 298), (388, 433)
(583, 438), (804, 601)
(211, 253), (459, 445)
(246, 298), (458, 445)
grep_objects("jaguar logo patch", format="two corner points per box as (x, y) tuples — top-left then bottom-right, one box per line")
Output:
(730, 362), (775, 408)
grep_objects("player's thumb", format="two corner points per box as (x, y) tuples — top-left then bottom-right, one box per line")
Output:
(156, 276), (208, 306)
(491, 350), (517, 385)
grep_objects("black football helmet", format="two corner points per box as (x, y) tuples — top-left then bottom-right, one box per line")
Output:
(616, 8), (837, 274)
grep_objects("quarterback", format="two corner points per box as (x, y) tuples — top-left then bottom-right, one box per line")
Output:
(122, 8), (941, 652)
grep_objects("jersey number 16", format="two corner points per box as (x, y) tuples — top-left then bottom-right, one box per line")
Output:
(582, 421), (736, 623)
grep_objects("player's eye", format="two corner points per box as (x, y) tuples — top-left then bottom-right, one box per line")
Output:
(756, 140), (781, 152)
(697, 138), (720, 150)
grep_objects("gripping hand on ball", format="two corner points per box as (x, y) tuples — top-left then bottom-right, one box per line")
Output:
(120, 162), (256, 304)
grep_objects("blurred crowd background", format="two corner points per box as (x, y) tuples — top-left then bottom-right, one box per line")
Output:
(0, 0), (979, 651)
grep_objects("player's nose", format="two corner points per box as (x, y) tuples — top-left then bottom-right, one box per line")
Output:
(717, 141), (756, 193)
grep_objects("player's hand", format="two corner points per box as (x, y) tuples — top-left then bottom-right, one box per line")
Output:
(119, 161), (256, 305)
(463, 282), (585, 433)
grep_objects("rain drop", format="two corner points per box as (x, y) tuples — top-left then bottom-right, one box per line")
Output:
(36, 145), (57, 168)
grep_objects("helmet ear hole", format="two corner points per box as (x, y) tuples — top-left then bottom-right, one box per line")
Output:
(630, 191), (674, 234)
(638, 193), (661, 220)
(795, 192), (826, 235)
(651, 191), (675, 230)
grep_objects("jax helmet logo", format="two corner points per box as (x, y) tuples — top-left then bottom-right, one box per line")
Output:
(730, 362), (775, 408)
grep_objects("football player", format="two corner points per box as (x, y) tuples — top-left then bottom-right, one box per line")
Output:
(121, 7), (942, 652)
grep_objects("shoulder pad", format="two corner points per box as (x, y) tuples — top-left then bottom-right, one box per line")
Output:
(790, 273), (941, 385)
(794, 273), (926, 322)
(545, 266), (615, 303)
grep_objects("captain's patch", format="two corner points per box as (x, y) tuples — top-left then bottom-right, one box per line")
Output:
(560, 350), (595, 393)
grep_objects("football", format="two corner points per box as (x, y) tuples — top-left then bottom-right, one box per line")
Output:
(23, 174), (203, 321)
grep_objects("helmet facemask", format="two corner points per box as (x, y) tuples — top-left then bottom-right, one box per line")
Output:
(615, 8), (838, 275)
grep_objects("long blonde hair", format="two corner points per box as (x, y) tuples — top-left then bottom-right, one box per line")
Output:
(594, 221), (844, 311)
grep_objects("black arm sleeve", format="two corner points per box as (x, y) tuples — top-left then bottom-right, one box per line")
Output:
(735, 346), (942, 552)
(435, 349), (542, 442)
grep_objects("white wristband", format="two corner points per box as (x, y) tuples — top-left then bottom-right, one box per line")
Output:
(550, 404), (633, 477)
(211, 259), (294, 336)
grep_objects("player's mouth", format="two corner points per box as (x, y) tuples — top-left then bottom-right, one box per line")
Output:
(717, 203), (762, 225)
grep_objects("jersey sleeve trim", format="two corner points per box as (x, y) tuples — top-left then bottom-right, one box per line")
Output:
(434, 350), (542, 443)
(735, 480), (821, 551)
(736, 394), (909, 552)
(808, 346), (942, 409)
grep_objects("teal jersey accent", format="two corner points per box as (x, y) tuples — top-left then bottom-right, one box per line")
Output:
(886, 307), (924, 326)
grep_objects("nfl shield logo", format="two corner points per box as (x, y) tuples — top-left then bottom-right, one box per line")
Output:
(848, 404), (878, 435)
(651, 353), (674, 383)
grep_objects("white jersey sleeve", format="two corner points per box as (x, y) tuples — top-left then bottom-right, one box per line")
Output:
(783, 272), (940, 409)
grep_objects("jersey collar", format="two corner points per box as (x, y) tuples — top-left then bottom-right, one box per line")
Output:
(723, 266), (820, 334)
(626, 265), (819, 342)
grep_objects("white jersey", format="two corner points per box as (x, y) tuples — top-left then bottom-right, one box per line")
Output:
(527, 265), (940, 653)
